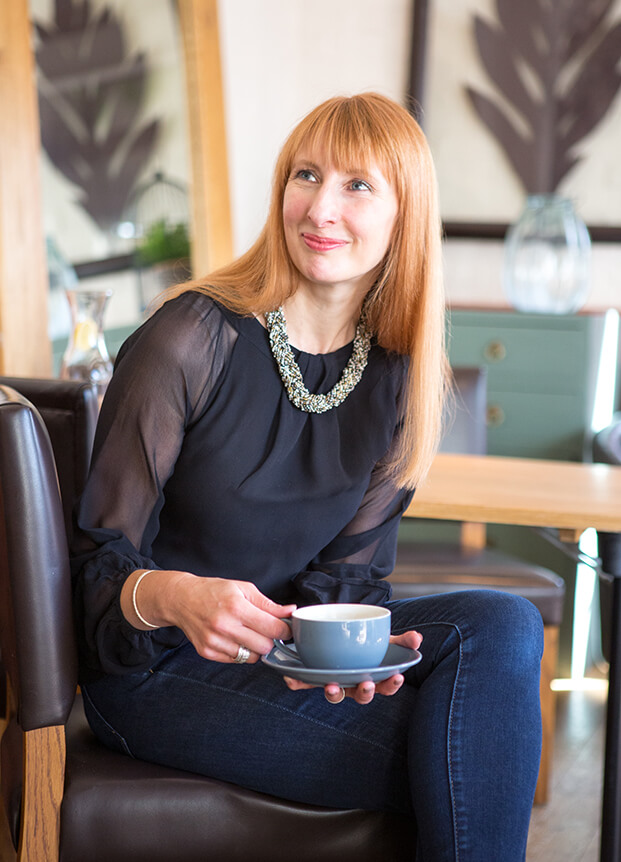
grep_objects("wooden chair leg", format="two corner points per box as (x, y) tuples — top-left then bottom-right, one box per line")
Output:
(534, 625), (559, 805)
(17, 726), (65, 862)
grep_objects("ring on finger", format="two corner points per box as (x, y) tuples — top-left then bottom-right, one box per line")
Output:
(327, 686), (345, 704)
(234, 645), (251, 664)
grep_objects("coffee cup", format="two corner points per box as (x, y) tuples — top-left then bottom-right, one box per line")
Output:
(274, 603), (391, 670)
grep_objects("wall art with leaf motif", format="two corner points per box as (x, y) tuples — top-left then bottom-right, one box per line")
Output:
(413, 0), (621, 238)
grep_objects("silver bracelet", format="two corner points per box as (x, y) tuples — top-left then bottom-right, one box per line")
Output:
(131, 570), (160, 629)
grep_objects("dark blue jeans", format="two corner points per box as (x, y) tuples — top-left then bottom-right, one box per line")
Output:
(82, 590), (543, 861)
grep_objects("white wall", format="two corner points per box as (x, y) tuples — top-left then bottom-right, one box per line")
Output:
(218, 0), (413, 256)
(442, 238), (621, 312)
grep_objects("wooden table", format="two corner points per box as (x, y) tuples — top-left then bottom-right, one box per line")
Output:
(404, 452), (621, 862)
(405, 452), (621, 537)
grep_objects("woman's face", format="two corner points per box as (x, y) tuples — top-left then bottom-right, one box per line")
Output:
(282, 148), (399, 298)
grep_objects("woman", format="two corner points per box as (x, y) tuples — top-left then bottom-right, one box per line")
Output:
(72, 93), (543, 860)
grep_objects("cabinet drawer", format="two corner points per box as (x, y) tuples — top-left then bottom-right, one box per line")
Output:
(485, 390), (585, 459)
(448, 324), (585, 395)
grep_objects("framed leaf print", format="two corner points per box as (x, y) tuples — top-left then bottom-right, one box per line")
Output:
(411, 0), (621, 240)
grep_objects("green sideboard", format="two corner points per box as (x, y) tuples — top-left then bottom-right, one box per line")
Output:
(447, 309), (609, 462)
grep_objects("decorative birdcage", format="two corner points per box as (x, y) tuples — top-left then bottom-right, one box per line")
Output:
(123, 171), (191, 311)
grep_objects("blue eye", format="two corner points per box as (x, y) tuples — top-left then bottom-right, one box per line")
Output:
(350, 179), (372, 192)
(295, 169), (317, 182)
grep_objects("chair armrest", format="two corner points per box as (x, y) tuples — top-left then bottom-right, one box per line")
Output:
(19, 726), (65, 862)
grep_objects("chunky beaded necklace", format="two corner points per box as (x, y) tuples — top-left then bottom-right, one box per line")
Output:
(265, 306), (373, 413)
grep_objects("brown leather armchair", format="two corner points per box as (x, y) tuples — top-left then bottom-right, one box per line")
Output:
(0, 384), (415, 861)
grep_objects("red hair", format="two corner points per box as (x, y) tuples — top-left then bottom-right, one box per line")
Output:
(167, 93), (448, 487)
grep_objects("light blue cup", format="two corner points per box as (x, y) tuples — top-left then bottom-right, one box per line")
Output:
(275, 603), (391, 670)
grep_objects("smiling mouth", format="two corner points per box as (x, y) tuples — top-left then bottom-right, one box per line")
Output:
(302, 233), (348, 252)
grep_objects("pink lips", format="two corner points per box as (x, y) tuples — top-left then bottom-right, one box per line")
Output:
(302, 233), (348, 252)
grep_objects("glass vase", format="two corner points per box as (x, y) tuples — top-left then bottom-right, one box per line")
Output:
(503, 194), (591, 314)
(60, 288), (113, 399)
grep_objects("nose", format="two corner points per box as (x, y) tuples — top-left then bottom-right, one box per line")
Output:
(306, 185), (338, 227)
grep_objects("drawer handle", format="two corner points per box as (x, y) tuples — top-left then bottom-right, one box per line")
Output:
(483, 340), (507, 362)
(486, 404), (505, 427)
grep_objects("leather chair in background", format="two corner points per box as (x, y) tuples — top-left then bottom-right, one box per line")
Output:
(389, 367), (566, 804)
(0, 376), (98, 540)
(0, 385), (415, 862)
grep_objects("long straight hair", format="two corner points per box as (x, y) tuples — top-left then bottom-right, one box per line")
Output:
(167, 93), (448, 489)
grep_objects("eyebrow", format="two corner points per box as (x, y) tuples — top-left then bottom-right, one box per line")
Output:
(291, 159), (321, 172)
(292, 159), (383, 182)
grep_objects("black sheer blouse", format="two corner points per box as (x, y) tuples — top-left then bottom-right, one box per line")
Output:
(71, 291), (414, 679)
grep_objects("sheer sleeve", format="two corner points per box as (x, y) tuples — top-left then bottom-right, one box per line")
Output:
(71, 293), (237, 679)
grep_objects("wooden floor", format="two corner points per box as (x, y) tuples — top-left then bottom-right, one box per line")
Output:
(527, 685), (607, 862)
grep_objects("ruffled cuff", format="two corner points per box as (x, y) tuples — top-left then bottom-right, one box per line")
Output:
(94, 600), (186, 678)
(72, 537), (187, 680)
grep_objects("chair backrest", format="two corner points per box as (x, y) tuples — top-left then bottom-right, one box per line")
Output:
(441, 366), (487, 455)
(0, 377), (98, 540)
(593, 412), (621, 468)
(437, 366), (488, 549)
(0, 386), (78, 731)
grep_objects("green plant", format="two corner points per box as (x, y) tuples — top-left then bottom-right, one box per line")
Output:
(135, 220), (190, 267)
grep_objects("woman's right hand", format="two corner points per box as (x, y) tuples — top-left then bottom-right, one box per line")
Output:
(121, 569), (295, 664)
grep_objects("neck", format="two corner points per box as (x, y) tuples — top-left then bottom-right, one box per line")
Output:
(282, 289), (364, 354)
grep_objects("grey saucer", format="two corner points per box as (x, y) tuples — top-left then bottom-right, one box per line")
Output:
(261, 642), (422, 687)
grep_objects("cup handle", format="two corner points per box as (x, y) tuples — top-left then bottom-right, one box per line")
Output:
(274, 618), (297, 660)
(273, 638), (300, 662)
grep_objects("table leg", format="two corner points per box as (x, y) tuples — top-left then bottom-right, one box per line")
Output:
(601, 574), (621, 862)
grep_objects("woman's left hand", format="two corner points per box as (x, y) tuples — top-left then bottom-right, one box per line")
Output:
(283, 629), (422, 705)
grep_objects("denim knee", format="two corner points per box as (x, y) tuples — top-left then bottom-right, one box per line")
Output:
(465, 589), (544, 668)
(389, 588), (544, 675)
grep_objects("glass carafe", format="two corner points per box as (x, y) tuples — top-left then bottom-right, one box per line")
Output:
(60, 288), (113, 399)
